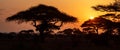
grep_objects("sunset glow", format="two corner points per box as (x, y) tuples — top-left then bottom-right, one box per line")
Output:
(1, 0), (120, 49)
(89, 16), (95, 19)
(0, 0), (114, 32)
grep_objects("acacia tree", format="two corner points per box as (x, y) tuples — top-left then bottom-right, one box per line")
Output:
(89, 0), (120, 34)
(6, 4), (77, 41)
(81, 17), (113, 34)
(92, 0), (120, 21)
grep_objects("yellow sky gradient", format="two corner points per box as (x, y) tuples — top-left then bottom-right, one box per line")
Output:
(0, 0), (114, 32)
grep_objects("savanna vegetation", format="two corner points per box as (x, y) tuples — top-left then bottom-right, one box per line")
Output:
(1, 0), (120, 50)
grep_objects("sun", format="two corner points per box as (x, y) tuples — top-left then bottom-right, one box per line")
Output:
(89, 16), (94, 19)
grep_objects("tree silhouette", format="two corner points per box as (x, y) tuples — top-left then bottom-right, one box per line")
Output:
(73, 28), (82, 35)
(6, 4), (77, 42)
(63, 28), (74, 36)
(92, 0), (120, 12)
(81, 17), (114, 34)
(19, 29), (34, 34)
(91, 0), (120, 35)
(92, 0), (120, 22)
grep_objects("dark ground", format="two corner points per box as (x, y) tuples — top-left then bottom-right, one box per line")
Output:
(0, 32), (120, 50)
(0, 37), (120, 50)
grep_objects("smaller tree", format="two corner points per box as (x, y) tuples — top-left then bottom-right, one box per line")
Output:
(91, 0), (120, 35)
(81, 17), (114, 34)
(73, 28), (82, 35)
(63, 28), (74, 36)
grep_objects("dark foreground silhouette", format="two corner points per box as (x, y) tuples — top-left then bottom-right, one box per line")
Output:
(2, 0), (120, 50)
(0, 32), (120, 50)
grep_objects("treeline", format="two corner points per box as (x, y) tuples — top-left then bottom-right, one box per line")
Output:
(0, 28), (120, 46)
(0, 29), (120, 50)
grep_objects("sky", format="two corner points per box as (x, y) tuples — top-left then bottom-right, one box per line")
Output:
(0, 0), (114, 32)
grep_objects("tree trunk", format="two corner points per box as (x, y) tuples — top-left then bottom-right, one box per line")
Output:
(39, 29), (45, 43)
(32, 20), (46, 43)
(96, 27), (98, 34)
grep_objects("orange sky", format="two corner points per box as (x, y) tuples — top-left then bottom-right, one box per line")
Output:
(0, 0), (114, 32)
